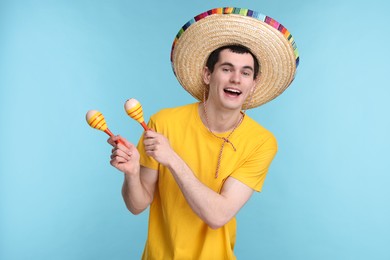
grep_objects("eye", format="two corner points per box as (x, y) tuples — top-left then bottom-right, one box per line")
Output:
(242, 71), (252, 77)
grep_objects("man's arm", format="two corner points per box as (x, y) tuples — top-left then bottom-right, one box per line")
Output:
(168, 154), (254, 229)
(143, 131), (254, 229)
(109, 136), (158, 215)
(121, 166), (158, 215)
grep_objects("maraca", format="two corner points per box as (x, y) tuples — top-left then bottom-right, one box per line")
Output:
(86, 110), (126, 145)
(124, 98), (149, 131)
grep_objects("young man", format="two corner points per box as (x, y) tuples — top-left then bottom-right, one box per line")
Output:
(108, 7), (299, 260)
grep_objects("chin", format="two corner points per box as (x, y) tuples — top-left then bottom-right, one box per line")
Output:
(222, 102), (244, 111)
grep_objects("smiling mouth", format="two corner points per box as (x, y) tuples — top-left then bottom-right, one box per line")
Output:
(224, 88), (242, 96)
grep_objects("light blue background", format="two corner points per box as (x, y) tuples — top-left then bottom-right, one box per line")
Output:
(1, 0), (389, 259)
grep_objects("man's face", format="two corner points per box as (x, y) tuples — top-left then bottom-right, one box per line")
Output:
(203, 49), (256, 111)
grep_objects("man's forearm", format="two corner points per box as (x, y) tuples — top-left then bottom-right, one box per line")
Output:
(167, 154), (236, 229)
(122, 172), (154, 215)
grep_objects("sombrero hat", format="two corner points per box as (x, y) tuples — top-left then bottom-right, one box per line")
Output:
(170, 7), (300, 109)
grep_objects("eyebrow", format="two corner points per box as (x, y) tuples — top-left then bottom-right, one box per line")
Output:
(219, 62), (254, 71)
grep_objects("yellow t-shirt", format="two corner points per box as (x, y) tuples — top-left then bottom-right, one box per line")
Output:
(138, 103), (277, 260)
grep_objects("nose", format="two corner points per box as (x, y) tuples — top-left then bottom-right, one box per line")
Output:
(229, 71), (241, 84)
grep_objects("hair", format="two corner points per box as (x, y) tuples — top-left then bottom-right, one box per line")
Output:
(205, 45), (260, 79)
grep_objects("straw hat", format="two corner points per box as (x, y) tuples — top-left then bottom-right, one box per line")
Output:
(170, 7), (300, 109)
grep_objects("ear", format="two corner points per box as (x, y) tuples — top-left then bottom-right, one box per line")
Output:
(251, 75), (260, 91)
(202, 67), (211, 85)
(249, 80), (257, 98)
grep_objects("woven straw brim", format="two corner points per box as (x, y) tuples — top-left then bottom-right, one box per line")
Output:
(171, 9), (299, 109)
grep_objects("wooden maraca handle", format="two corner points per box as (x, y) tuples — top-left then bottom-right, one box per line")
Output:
(139, 122), (149, 131)
(104, 128), (127, 146)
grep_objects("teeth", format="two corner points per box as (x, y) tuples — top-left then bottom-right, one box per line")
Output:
(225, 88), (241, 94)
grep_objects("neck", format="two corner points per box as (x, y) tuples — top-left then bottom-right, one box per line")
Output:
(199, 102), (243, 133)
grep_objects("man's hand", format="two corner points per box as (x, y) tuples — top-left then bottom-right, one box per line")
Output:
(108, 135), (140, 176)
(143, 130), (176, 167)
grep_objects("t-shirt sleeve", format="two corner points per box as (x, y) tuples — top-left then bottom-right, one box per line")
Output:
(230, 135), (278, 192)
(137, 116), (159, 170)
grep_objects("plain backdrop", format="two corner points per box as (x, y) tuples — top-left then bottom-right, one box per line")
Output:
(1, 0), (389, 259)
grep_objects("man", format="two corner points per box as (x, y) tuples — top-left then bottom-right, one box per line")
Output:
(108, 7), (299, 260)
